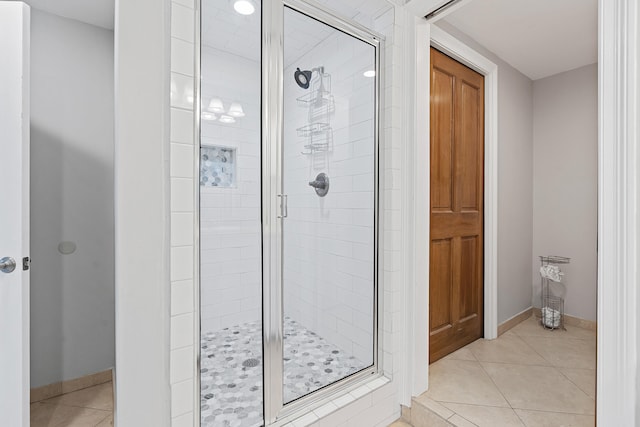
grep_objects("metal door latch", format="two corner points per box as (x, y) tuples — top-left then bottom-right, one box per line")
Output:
(0, 257), (16, 273)
(23, 257), (30, 271)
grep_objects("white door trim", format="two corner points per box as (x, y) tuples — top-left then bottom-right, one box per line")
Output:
(597, 0), (639, 424)
(0, 3), (30, 425)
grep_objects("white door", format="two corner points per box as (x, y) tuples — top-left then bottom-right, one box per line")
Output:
(0, 2), (30, 425)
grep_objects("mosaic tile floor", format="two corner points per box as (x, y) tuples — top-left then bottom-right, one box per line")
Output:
(201, 317), (367, 427)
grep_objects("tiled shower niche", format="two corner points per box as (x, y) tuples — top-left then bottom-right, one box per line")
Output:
(200, 145), (236, 188)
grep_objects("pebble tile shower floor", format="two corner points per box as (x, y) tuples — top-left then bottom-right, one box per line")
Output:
(200, 317), (367, 427)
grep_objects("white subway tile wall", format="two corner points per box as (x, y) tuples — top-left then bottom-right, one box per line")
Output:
(169, 0), (403, 425)
(170, 0), (196, 424)
(200, 46), (262, 333)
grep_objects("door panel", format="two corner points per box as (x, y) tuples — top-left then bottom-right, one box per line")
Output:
(430, 68), (454, 211)
(459, 82), (480, 210)
(430, 239), (453, 332)
(459, 236), (479, 319)
(429, 48), (484, 363)
(0, 3), (30, 425)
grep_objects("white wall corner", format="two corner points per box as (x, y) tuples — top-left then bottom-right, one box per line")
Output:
(168, 0), (198, 426)
(597, 0), (639, 425)
(114, 0), (172, 425)
(407, 16), (430, 401)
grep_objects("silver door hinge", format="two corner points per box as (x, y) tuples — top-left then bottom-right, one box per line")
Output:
(278, 195), (288, 218)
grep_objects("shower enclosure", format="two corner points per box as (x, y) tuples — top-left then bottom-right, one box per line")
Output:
(199, 1), (383, 425)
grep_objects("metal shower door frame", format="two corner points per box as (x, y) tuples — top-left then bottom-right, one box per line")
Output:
(262, 0), (384, 424)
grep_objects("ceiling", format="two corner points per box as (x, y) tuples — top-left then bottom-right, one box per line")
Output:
(19, 0), (114, 30)
(202, 0), (392, 65)
(13, 0), (597, 81)
(443, 0), (597, 80)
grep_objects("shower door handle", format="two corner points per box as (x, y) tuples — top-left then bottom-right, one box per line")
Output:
(278, 195), (288, 219)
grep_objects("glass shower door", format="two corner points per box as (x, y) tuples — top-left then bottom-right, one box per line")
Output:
(281, 5), (379, 404)
(199, 1), (264, 426)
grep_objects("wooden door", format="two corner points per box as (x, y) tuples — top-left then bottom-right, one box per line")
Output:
(429, 48), (484, 363)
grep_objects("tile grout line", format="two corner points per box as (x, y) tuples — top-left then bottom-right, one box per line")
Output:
(92, 410), (113, 427)
(511, 407), (597, 417)
(482, 323), (572, 422)
(476, 359), (515, 411)
(516, 328), (597, 373)
(430, 317), (596, 426)
(511, 405), (528, 426)
(35, 400), (113, 413)
(554, 367), (596, 402)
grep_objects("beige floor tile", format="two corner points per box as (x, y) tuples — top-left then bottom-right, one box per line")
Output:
(559, 368), (596, 399)
(562, 325), (597, 342)
(443, 403), (525, 427)
(520, 336), (596, 370)
(411, 406), (454, 427)
(467, 334), (550, 366)
(30, 402), (111, 427)
(448, 414), (478, 427)
(481, 363), (594, 415)
(388, 421), (413, 427)
(514, 409), (595, 427)
(413, 395), (455, 420)
(509, 316), (568, 337)
(96, 414), (114, 426)
(43, 382), (113, 411)
(422, 359), (509, 408)
(510, 317), (595, 342)
(443, 346), (477, 362)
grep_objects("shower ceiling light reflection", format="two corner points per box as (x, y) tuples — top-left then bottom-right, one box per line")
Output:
(233, 0), (255, 15)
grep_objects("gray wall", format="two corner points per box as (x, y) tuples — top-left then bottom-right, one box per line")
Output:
(30, 9), (115, 387)
(436, 22), (535, 324)
(532, 64), (598, 321)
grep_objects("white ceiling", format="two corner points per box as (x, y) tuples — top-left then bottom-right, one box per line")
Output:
(19, 0), (114, 30)
(202, 0), (392, 65)
(443, 0), (597, 80)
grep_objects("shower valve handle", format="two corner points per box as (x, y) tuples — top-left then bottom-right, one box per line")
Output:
(308, 173), (329, 197)
(308, 180), (327, 189)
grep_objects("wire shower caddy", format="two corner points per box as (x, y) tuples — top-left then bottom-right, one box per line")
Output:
(296, 70), (334, 155)
(539, 255), (570, 330)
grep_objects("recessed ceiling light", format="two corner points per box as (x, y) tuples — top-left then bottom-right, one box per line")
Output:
(363, 70), (376, 78)
(233, 0), (255, 15)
